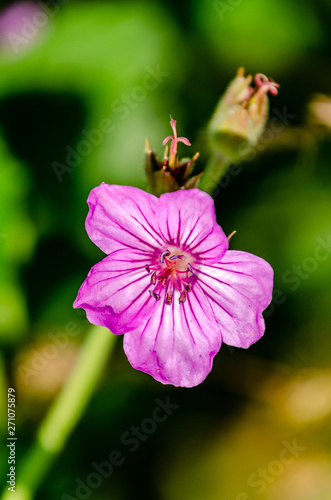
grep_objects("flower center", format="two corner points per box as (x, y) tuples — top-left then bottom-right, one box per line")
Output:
(144, 248), (194, 305)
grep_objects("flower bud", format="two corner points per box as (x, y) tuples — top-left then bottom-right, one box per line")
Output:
(209, 68), (279, 160)
(145, 119), (201, 196)
(307, 94), (331, 130)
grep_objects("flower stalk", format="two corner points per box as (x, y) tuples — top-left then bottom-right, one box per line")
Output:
(0, 325), (115, 500)
(199, 151), (232, 194)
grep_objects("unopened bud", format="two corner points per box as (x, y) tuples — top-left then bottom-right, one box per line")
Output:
(209, 68), (279, 159)
(307, 93), (331, 129)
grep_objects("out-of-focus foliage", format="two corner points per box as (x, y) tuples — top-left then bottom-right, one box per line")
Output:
(0, 0), (331, 499)
(193, 0), (325, 73)
(0, 135), (35, 341)
(0, 1), (185, 188)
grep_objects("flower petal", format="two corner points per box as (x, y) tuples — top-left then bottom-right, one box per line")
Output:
(157, 189), (228, 262)
(86, 183), (164, 254)
(196, 250), (273, 348)
(73, 248), (157, 334)
(123, 285), (222, 387)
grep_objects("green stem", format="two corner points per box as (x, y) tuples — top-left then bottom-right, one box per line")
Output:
(199, 152), (232, 195)
(1, 325), (116, 500)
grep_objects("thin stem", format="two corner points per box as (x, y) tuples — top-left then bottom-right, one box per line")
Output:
(1, 325), (116, 500)
(199, 152), (232, 195)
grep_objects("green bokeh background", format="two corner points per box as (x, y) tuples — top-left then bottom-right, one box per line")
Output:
(0, 0), (331, 499)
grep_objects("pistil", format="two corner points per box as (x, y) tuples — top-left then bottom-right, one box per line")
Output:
(162, 118), (191, 168)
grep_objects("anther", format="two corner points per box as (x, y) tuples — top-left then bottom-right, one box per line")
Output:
(179, 289), (187, 304)
(149, 290), (160, 301)
(158, 274), (167, 286)
(165, 292), (173, 305)
(186, 282), (192, 292)
(169, 254), (184, 260)
(187, 263), (193, 279)
(159, 250), (170, 263)
(150, 271), (156, 285)
(145, 265), (151, 273)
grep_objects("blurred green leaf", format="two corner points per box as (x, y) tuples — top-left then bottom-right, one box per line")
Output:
(193, 0), (325, 73)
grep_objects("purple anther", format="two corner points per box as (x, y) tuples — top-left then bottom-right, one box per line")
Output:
(179, 289), (187, 304)
(150, 271), (156, 285)
(169, 254), (185, 260)
(187, 263), (193, 279)
(159, 250), (170, 263)
(165, 292), (173, 305)
(149, 290), (160, 301)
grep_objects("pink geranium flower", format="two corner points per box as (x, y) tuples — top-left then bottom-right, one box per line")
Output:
(74, 185), (273, 387)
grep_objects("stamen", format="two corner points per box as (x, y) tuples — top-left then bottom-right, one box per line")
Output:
(179, 289), (187, 304)
(150, 271), (156, 285)
(158, 274), (167, 286)
(172, 278), (182, 293)
(227, 230), (237, 241)
(165, 292), (173, 305)
(159, 249), (170, 263)
(145, 249), (195, 305)
(149, 290), (160, 301)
